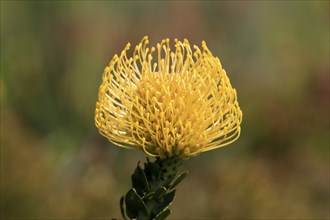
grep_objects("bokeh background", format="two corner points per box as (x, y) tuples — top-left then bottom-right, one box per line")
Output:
(1, 1), (329, 219)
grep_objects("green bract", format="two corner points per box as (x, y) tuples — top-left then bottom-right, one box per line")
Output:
(120, 157), (188, 220)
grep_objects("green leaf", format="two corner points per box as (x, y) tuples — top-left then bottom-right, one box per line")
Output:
(132, 162), (150, 195)
(142, 192), (155, 200)
(169, 170), (188, 190)
(155, 208), (171, 220)
(125, 188), (149, 218)
(119, 196), (127, 220)
(155, 190), (176, 214)
(137, 211), (150, 220)
(163, 190), (176, 206)
(154, 186), (167, 199)
(144, 158), (161, 182)
(145, 198), (157, 215)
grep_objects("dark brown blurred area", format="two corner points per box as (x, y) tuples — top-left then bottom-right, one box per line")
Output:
(1, 1), (329, 219)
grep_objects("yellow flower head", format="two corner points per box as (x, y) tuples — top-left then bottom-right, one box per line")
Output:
(95, 36), (242, 158)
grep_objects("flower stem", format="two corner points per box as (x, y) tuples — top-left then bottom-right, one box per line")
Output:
(120, 156), (188, 220)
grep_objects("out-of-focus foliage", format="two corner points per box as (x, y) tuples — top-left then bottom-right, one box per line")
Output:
(1, 1), (329, 219)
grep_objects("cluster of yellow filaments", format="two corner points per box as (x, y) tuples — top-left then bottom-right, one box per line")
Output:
(95, 36), (242, 158)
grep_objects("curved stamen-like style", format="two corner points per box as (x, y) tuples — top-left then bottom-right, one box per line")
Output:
(95, 36), (242, 158)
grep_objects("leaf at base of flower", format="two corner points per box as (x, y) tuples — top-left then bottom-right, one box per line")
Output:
(155, 208), (171, 220)
(125, 188), (149, 218)
(144, 158), (161, 182)
(154, 190), (176, 214)
(154, 186), (167, 199)
(169, 170), (189, 190)
(132, 162), (150, 195)
(142, 192), (155, 200)
(120, 196), (127, 220)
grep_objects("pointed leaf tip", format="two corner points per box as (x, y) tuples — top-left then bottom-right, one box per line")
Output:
(169, 170), (188, 190)
(132, 163), (150, 194)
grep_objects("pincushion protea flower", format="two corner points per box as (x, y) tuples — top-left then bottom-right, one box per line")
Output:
(95, 36), (242, 219)
(95, 36), (242, 158)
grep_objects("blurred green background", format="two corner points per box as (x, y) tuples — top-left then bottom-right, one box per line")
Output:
(1, 1), (329, 219)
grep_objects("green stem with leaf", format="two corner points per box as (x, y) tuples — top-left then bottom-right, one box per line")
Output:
(120, 157), (188, 220)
